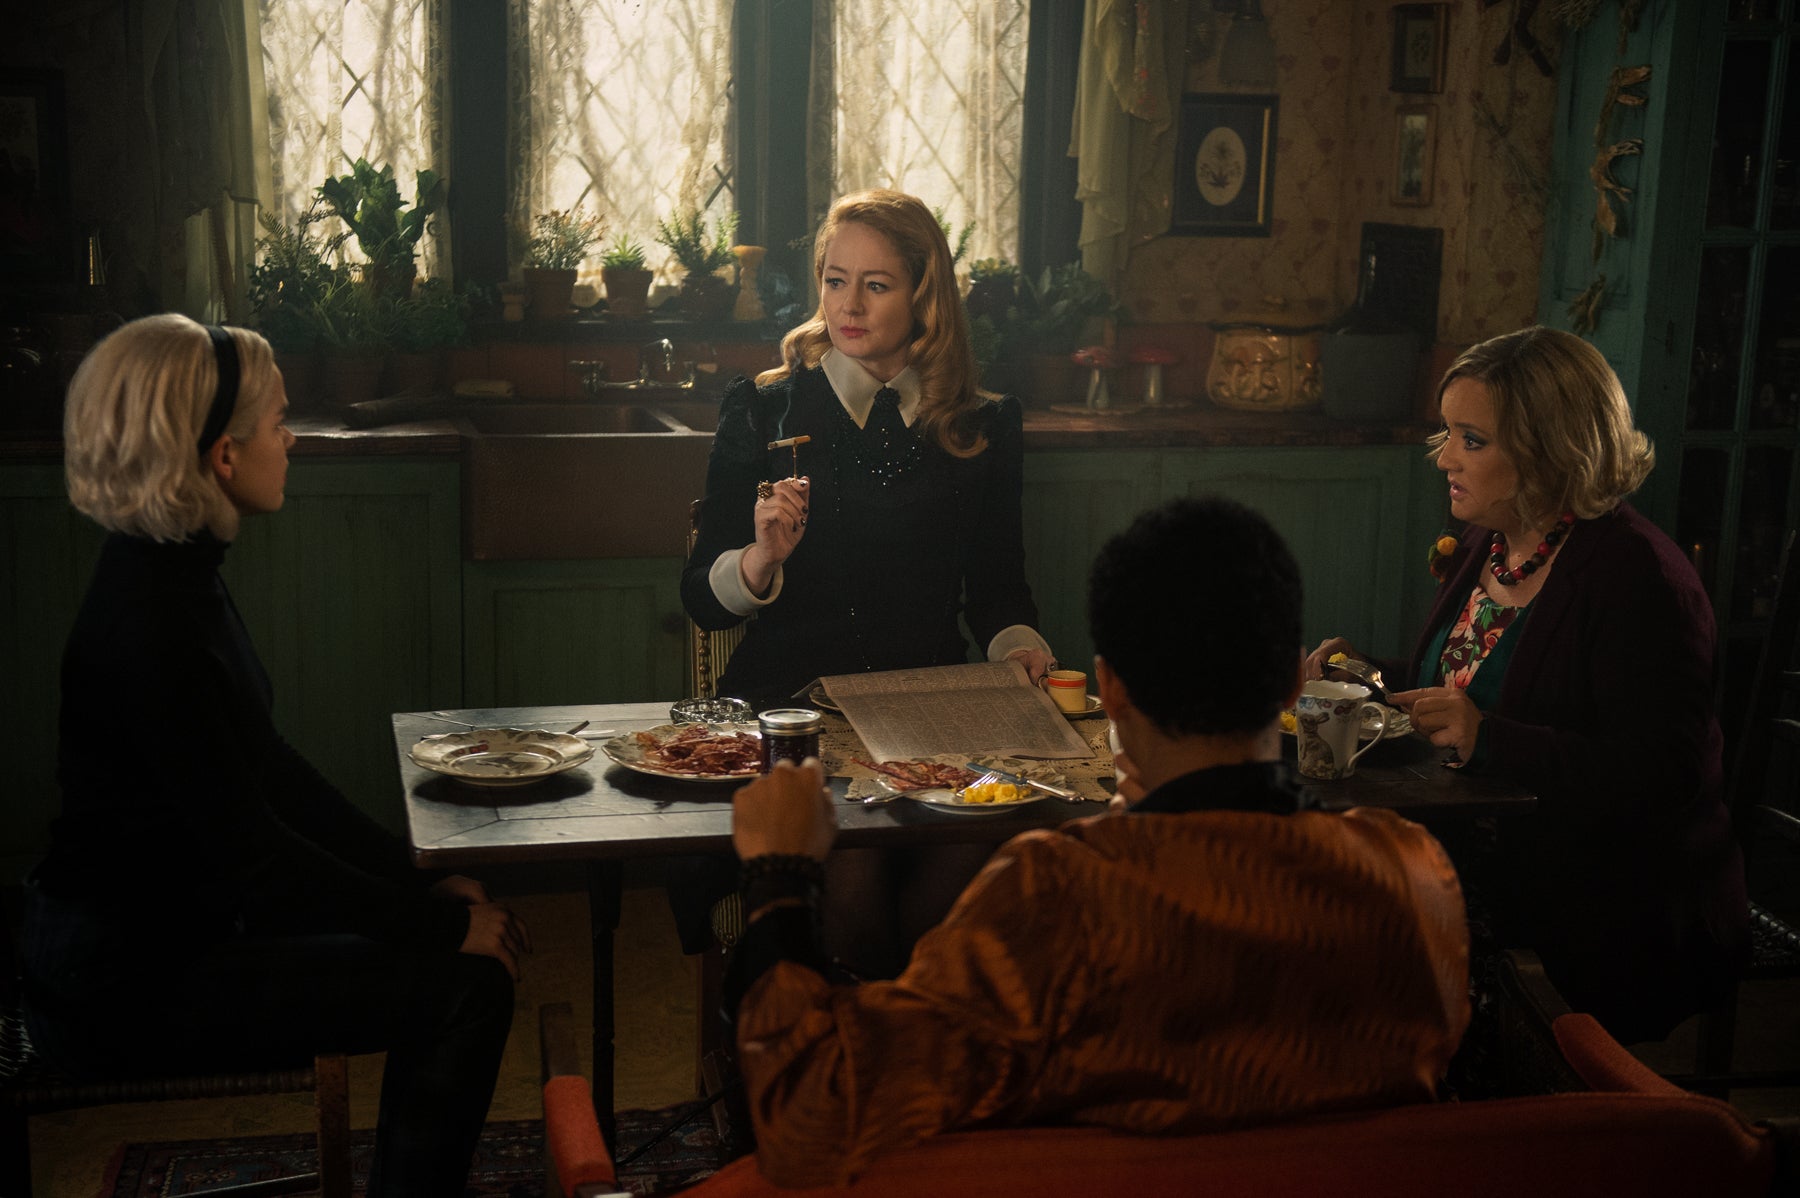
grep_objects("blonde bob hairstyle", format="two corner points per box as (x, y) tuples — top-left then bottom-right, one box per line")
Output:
(64, 314), (277, 544)
(759, 189), (989, 458)
(1427, 325), (1654, 530)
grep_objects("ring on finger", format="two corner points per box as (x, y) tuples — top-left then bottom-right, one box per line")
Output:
(756, 480), (775, 501)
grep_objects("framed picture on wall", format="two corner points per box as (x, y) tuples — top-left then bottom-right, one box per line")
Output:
(0, 69), (71, 283)
(1390, 4), (1448, 94)
(1170, 93), (1278, 237)
(1392, 105), (1436, 206)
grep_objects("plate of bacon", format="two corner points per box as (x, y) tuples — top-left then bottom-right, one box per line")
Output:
(602, 723), (764, 781)
(855, 755), (1067, 815)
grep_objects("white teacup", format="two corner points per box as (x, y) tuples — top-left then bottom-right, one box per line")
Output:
(1294, 680), (1389, 781)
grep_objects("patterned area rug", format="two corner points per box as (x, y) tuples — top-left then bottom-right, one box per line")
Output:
(102, 1108), (728, 1197)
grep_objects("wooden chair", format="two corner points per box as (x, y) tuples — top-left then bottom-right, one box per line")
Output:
(2, 910), (353, 1198)
(687, 499), (749, 699)
(538, 950), (1799, 1198)
(1684, 527), (1800, 1095)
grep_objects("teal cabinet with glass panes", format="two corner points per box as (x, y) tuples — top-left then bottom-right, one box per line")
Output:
(1539, 0), (1800, 739)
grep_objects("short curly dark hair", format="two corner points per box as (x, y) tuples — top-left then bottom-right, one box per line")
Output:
(1088, 496), (1302, 736)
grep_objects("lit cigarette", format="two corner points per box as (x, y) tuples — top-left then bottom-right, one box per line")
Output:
(768, 434), (812, 479)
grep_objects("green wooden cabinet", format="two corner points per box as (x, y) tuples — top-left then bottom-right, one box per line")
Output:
(462, 558), (690, 708)
(1020, 445), (1447, 678)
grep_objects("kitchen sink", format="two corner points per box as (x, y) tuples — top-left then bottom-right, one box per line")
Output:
(647, 399), (724, 433)
(458, 403), (714, 560)
(461, 404), (681, 435)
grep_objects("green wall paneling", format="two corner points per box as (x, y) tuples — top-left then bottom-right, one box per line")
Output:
(462, 557), (689, 708)
(0, 464), (109, 882)
(1160, 445), (1434, 661)
(1020, 450), (1165, 675)
(223, 459), (462, 831)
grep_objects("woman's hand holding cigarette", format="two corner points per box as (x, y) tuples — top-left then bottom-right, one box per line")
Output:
(743, 475), (810, 595)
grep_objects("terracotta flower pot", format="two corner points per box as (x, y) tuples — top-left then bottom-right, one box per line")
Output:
(322, 349), (385, 410)
(272, 347), (322, 414)
(602, 266), (654, 320)
(382, 348), (445, 397)
(679, 272), (735, 322)
(523, 267), (578, 322)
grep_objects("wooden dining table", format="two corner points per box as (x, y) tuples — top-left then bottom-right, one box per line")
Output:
(393, 699), (1536, 1123)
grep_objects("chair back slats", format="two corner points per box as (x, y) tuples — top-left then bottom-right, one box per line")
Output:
(687, 499), (748, 698)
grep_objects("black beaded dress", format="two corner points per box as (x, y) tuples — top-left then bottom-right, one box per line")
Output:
(681, 366), (1038, 709)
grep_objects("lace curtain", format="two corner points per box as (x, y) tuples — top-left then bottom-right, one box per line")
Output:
(259, 1), (1028, 285)
(259, 0), (450, 278)
(832, 4), (1028, 266)
(511, 0), (735, 285)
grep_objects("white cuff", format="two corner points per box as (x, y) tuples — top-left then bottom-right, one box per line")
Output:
(987, 624), (1052, 664)
(710, 547), (783, 616)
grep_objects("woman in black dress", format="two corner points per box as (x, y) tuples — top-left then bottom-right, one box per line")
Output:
(681, 191), (1056, 975)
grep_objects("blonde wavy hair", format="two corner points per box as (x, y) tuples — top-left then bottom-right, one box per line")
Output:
(1427, 325), (1654, 530)
(758, 189), (988, 457)
(64, 314), (277, 543)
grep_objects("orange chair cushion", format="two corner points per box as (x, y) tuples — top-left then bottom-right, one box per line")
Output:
(679, 1093), (1774, 1198)
(543, 1076), (616, 1192)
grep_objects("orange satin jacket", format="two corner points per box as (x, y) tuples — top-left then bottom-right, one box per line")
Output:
(736, 801), (1470, 1188)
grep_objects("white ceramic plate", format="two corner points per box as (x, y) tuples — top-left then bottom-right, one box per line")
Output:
(409, 728), (595, 788)
(868, 755), (1068, 815)
(601, 723), (764, 781)
(1279, 705), (1413, 742)
(806, 687), (842, 715)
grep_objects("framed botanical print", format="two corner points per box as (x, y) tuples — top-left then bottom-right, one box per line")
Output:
(1391, 4), (1448, 94)
(1170, 93), (1278, 237)
(1392, 105), (1436, 206)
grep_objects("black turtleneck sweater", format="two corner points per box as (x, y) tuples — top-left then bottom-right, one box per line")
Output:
(32, 532), (465, 953)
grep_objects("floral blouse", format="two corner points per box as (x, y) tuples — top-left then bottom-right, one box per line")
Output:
(1437, 585), (1528, 689)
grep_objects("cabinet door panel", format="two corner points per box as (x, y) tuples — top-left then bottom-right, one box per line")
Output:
(1020, 453), (1163, 674)
(463, 559), (688, 708)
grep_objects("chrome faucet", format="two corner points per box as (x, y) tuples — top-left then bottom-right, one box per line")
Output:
(569, 338), (703, 396)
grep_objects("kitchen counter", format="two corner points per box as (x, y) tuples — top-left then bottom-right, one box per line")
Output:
(0, 403), (1436, 460)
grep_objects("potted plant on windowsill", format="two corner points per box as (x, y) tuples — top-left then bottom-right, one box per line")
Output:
(655, 210), (738, 321)
(384, 278), (472, 395)
(309, 272), (393, 409)
(599, 235), (653, 320)
(317, 158), (445, 299)
(998, 262), (1128, 408)
(522, 208), (605, 321)
(248, 198), (345, 412)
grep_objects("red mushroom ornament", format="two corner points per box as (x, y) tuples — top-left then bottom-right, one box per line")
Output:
(1129, 345), (1178, 407)
(1072, 345), (1117, 411)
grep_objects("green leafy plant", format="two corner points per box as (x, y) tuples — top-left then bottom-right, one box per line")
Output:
(599, 234), (649, 271)
(934, 208), (974, 266)
(248, 199), (347, 352)
(1007, 263), (1128, 356)
(316, 158), (445, 291)
(968, 257), (1018, 283)
(524, 208), (606, 271)
(390, 278), (472, 352)
(654, 210), (739, 275)
(309, 272), (392, 352)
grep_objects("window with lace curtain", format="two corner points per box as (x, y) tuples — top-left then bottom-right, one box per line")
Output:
(260, 0), (448, 278)
(260, 0), (1028, 289)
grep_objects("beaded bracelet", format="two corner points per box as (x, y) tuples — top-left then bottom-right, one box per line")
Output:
(739, 854), (825, 914)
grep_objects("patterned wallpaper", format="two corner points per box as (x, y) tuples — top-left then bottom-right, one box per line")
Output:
(1120, 0), (1562, 349)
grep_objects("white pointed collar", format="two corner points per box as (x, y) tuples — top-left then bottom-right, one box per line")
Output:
(822, 349), (921, 429)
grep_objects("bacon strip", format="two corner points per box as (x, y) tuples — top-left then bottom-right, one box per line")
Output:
(852, 758), (980, 792)
(635, 726), (762, 775)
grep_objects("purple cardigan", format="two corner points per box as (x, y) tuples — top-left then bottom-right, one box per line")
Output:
(1405, 503), (1747, 1042)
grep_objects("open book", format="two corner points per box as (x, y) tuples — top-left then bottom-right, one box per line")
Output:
(809, 661), (1095, 763)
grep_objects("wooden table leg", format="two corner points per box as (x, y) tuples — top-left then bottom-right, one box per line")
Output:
(587, 859), (623, 1147)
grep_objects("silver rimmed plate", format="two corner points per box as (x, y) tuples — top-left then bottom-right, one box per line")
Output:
(867, 755), (1067, 815)
(806, 686), (842, 715)
(601, 723), (764, 781)
(409, 728), (595, 788)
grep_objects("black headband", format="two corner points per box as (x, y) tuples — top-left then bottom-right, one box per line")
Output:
(197, 325), (240, 454)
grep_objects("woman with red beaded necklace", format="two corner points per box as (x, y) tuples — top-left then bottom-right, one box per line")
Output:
(1303, 326), (1747, 1046)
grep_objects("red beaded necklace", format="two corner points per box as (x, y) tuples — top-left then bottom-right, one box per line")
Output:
(1490, 512), (1576, 586)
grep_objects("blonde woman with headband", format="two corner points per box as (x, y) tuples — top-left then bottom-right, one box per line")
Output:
(1303, 325), (1746, 1045)
(21, 314), (527, 1195)
(678, 191), (1054, 978)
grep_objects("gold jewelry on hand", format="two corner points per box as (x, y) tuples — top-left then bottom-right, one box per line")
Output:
(756, 480), (775, 501)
